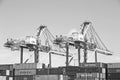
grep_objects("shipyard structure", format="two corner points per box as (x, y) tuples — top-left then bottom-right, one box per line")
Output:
(2, 21), (118, 80)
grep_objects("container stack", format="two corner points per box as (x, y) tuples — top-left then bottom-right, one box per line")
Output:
(0, 64), (13, 80)
(36, 67), (68, 80)
(107, 63), (120, 80)
(76, 63), (107, 80)
(13, 63), (42, 80)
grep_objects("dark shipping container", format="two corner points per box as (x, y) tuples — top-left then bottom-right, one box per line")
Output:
(0, 64), (13, 70)
(107, 73), (120, 79)
(0, 70), (6, 76)
(15, 75), (34, 80)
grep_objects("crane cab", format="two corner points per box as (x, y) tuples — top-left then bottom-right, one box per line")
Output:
(71, 32), (84, 42)
(25, 36), (37, 46)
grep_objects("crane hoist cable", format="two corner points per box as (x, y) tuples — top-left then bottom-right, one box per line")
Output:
(91, 26), (108, 50)
(89, 26), (101, 49)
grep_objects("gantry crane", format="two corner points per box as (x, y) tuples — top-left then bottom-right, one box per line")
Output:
(4, 22), (112, 67)
(53, 21), (112, 66)
(4, 25), (72, 67)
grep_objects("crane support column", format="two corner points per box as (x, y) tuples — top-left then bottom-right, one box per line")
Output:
(95, 51), (97, 63)
(34, 49), (39, 63)
(66, 42), (69, 67)
(84, 48), (87, 63)
(20, 46), (23, 64)
(78, 46), (81, 66)
(49, 52), (51, 68)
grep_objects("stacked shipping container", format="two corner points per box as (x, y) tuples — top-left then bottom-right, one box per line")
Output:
(76, 63), (107, 80)
(0, 64), (13, 80)
(3, 62), (120, 80)
(36, 67), (69, 80)
(13, 63), (43, 80)
(107, 63), (120, 80)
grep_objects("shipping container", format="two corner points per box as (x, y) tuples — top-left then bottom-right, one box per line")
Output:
(10, 70), (13, 77)
(107, 63), (120, 68)
(13, 63), (42, 69)
(0, 70), (6, 76)
(107, 68), (120, 73)
(0, 65), (13, 70)
(0, 70), (13, 76)
(79, 63), (107, 68)
(36, 66), (78, 75)
(76, 73), (100, 78)
(15, 75), (34, 80)
(107, 73), (120, 79)
(36, 68), (49, 75)
(100, 73), (106, 79)
(0, 76), (6, 80)
(107, 79), (120, 80)
(58, 66), (80, 75)
(85, 68), (100, 73)
(6, 70), (10, 76)
(9, 77), (13, 80)
(78, 67), (105, 73)
(49, 68), (60, 74)
(35, 75), (59, 80)
(75, 77), (100, 80)
(15, 69), (36, 75)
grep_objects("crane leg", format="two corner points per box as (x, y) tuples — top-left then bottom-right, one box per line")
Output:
(84, 48), (87, 63)
(49, 52), (51, 68)
(20, 46), (23, 64)
(66, 43), (69, 67)
(34, 49), (39, 63)
(95, 51), (97, 63)
(78, 46), (81, 66)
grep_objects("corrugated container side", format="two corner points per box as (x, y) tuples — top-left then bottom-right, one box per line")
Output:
(13, 63), (42, 69)
(85, 68), (100, 73)
(0, 76), (6, 80)
(76, 77), (99, 80)
(9, 77), (13, 80)
(35, 75), (59, 80)
(107, 68), (120, 73)
(58, 67), (72, 75)
(76, 73), (100, 78)
(65, 67), (79, 75)
(49, 68), (60, 74)
(102, 68), (106, 73)
(79, 63), (107, 68)
(6, 76), (9, 80)
(15, 75), (34, 80)
(0, 70), (6, 76)
(15, 69), (36, 75)
(36, 69), (49, 75)
(107, 63), (120, 68)
(6, 70), (10, 76)
(107, 73), (120, 79)
(78, 67), (104, 73)
(107, 79), (120, 80)
(58, 66), (105, 74)
(10, 70), (13, 77)
(0, 70), (13, 76)
(100, 73), (106, 79)
(0, 65), (13, 70)
(76, 67), (106, 73)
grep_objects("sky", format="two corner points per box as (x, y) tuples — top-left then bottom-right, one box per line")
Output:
(0, 0), (120, 67)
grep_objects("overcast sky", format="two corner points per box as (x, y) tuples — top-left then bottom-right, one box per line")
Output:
(0, 0), (120, 66)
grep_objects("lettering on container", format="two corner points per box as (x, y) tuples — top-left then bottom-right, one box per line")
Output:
(15, 70), (36, 75)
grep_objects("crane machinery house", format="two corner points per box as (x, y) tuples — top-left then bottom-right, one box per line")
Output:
(25, 36), (37, 45)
